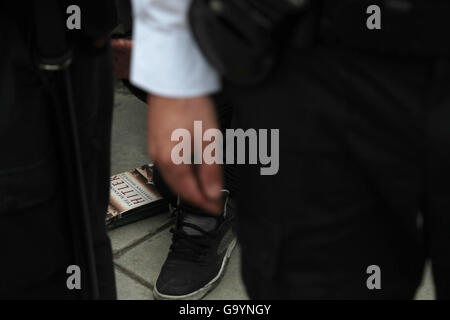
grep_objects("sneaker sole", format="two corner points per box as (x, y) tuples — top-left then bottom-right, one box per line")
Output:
(153, 237), (237, 300)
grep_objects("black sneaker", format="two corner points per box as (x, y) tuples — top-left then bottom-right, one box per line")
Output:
(153, 190), (237, 300)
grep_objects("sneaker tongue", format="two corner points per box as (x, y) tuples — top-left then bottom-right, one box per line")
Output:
(182, 214), (218, 236)
(179, 200), (221, 236)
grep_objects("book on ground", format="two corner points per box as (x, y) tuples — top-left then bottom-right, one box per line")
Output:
(106, 164), (168, 229)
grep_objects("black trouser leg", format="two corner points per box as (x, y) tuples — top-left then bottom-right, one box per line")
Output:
(0, 14), (116, 299)
(225, 45), (450, 299)
(424, 59), (450, 299)
(71, 41), (117, 299)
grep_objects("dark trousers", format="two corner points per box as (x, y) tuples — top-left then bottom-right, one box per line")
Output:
(0, 11), (116, 299)
(225, 45), (450, 299)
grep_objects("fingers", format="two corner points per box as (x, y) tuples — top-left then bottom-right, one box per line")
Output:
(196, 99), (223, 199)
(192, 99), (223, 213)
(196, 162), (223, 214)
(157, 160), (222, 214)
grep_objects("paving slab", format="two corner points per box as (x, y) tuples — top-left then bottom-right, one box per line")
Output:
(111, 87), (149, 175)
(115, 228), (173, 287)
(115, 267), (154, 300)
(414, 264), (435, 300)
(108, 212), (173, 254)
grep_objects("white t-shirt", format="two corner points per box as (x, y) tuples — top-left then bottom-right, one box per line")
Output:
(130, 0), (221, 98)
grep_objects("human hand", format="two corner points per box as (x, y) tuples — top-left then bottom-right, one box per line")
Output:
(147, 95), (223, 214)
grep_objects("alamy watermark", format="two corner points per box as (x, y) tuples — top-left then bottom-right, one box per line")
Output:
(66, 265), (81, 290)
(366, 265), (381, 290)
(66, 5), (81, 30)
(366, 5), (382, 30)
(171, 121), (280, 176)
(64, 4), (381, 32)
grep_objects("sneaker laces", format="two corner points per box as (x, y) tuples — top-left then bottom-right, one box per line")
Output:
(168, 206), (219, 263)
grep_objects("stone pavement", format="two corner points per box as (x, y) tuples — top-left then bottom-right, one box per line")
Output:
(109, 83), (435, 300)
